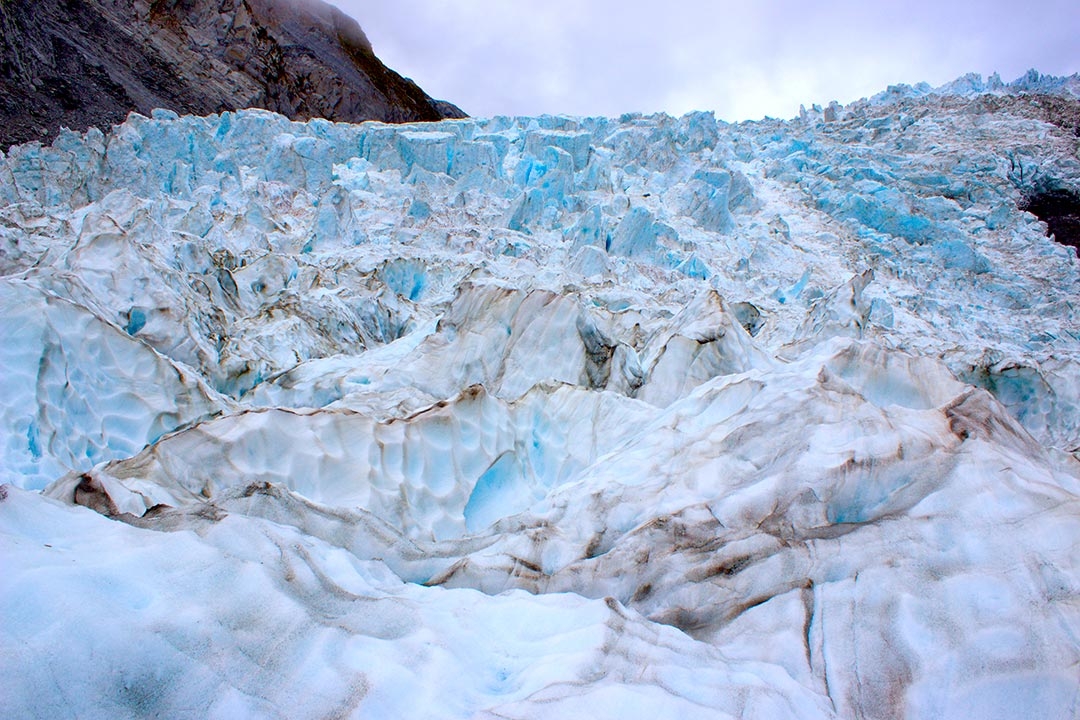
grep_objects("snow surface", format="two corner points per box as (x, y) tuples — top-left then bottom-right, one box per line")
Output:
(3, 72), (1080, 718)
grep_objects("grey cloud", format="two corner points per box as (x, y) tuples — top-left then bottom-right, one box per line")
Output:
(332, 0), (1080, 120)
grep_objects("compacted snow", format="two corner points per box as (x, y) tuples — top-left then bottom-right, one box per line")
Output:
(2, 72), (1080, 718)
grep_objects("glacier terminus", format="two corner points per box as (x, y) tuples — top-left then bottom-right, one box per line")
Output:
(2, 72), (1080, 718)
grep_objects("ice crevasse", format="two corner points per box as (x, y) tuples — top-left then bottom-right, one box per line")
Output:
(2, 72), (1080, 719)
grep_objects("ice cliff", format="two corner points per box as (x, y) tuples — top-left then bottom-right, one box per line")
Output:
(2, 72), (1080, 719)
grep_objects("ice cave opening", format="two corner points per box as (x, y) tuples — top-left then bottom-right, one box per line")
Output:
(1021, 186), (1080, 253)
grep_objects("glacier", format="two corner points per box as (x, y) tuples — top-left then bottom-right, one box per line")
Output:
(2, 72), (1080, 718)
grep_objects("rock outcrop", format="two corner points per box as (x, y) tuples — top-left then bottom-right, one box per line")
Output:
(0, 0), (465, 149)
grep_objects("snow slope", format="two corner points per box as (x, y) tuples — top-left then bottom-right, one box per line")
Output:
(2, 72), (1080, 718)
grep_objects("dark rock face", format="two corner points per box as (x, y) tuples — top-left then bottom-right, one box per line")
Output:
(0, 0), (465, 150)
(1021, 188), (1080, 254)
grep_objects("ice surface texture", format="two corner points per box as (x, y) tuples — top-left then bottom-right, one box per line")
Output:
(3, 72), (1080, 718)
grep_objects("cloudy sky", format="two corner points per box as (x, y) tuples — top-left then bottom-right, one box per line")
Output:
(330, 0), (1080, 122)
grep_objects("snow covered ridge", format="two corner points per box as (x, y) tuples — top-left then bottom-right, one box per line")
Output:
(865, 68), (1080, 106)
(2, 72), (1080, 718)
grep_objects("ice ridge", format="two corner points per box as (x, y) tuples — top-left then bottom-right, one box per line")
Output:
(2, 72), (1080, 719)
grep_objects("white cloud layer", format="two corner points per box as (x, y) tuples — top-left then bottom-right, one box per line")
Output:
(333, 0), (1080, 120)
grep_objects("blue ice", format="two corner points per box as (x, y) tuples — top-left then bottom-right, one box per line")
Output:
(463, 452), (528, 533)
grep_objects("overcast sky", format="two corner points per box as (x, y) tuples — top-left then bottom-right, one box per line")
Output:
(330, 0), (1080, 122)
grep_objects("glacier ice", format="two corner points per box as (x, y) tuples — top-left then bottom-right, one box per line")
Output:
(2, 72), (1080, 718)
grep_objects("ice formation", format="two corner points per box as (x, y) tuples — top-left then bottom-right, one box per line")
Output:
(3, 73), (1080, 718)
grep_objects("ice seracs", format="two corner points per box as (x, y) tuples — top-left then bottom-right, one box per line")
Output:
(2, 71), (1080, 718)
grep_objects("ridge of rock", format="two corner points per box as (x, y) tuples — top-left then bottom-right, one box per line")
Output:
(0, 0), (465, 150)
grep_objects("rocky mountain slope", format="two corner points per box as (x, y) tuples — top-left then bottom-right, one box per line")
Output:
(0, 0), (464, 150)
(2, 72), (1080, 718)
